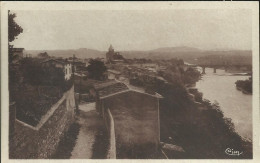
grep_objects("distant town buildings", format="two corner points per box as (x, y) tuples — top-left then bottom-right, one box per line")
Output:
(24, 54), (32, 58)
(73, 61), (86, 73)
(107, 69), (121, 80)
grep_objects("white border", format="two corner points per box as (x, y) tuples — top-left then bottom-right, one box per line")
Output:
(1, 1), (259, 163)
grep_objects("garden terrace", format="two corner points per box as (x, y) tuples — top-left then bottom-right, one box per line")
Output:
(14, 85), (63, 126)
(11, 57), (73, 126)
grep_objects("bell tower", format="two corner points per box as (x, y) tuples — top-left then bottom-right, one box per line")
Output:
(108, 44), (114, 53)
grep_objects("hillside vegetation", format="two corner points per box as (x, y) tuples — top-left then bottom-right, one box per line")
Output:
(130, 58), (252, 159)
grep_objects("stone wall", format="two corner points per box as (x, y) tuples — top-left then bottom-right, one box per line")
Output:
(100, 90), (160, 158)
(9, 86), (76, 159)
(105, 108), (116, 159)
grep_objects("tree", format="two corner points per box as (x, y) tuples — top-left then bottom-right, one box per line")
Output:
(182, 67), (201, 85)
(86, 59), (107, 80)
(20, 58), (67, 87)
(9, 11), (23, 101)
(20, 58), (45, 85)
(8, 11), (23, 42)
(8, 11), (23, 63)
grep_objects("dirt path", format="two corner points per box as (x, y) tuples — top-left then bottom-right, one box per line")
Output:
(71, 102), (109, 159)
(53, 102), (109, 159)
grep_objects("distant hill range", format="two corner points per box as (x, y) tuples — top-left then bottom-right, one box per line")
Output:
(25, 48), (105, 59)
(25, 46), (252, 64)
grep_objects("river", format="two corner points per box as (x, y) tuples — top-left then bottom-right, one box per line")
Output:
(196, 67), (252, 140)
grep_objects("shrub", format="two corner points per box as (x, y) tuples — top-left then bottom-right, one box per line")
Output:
(20, 58), (45, 85)
(182, 67), (201, 85)
(235, 78), (252, 93)
(86, 59), (107, 80)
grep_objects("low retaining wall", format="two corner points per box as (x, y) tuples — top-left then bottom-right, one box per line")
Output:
(102, 106), (116, 159)
(106, 109), (116, 159)
(100, 91), (160, 158)
(9, 86), (76, 159)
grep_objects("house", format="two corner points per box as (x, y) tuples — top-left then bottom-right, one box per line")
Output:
(41, 59), (72, 80)
(73, 61), (86, 73)
(142, 63), (159, 69)
(94, 81), (162, 158)
(107, 69), (121, 80)
(24, 54), (32, 58)
(158, 65), (167, 71)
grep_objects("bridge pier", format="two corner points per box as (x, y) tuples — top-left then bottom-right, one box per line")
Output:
(213, 67), (216, 73)
(202, 67), (206, 74)
(224, 66), (228, 72)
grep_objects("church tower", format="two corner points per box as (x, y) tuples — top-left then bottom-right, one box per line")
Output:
(108, 44), (114, 53)
(106, 44), (115, 63)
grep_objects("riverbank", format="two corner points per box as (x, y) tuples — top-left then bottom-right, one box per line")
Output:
(191, 69), (252, 158)
(236, 86), (252, 95)
(129, 62), (252, 158)
(196, 68), (252, 139)
(180, 83), (253, 158)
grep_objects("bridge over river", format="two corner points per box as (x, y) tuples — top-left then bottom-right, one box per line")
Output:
(199, 63), (252, 74)
(193, 55), (252, 74)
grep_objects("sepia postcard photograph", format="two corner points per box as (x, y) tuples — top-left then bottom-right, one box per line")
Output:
(1, 1), (259, 162)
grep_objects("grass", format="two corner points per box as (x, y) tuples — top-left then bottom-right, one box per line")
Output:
(104, 91), (159, 158)
(51, 122), (81, 159)
(91, 122), (109, 159)
(14, 84), (63, 126)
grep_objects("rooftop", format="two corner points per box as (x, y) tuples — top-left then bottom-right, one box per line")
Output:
(122, 80), (163, 98)
(108, 69), (121, 74)
(95, 80), (163, 99)
(94, 80), (129, 98)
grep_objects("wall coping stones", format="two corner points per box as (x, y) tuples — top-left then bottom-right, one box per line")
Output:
(107, 108), (116, 159)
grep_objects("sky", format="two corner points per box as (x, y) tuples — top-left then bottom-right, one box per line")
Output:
(11, 9), (252, 51)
